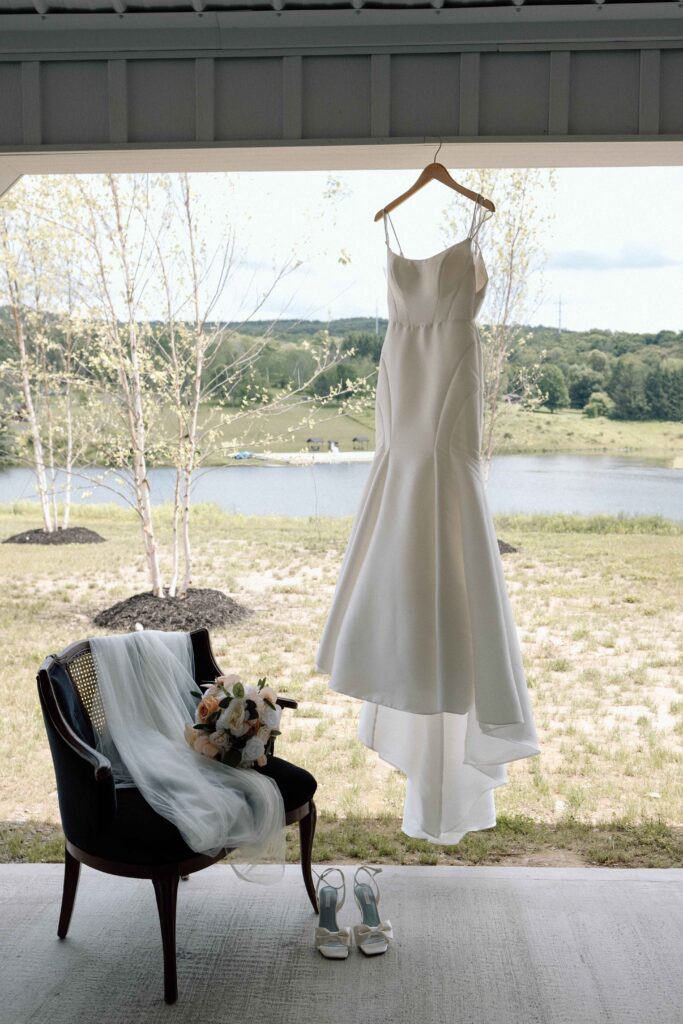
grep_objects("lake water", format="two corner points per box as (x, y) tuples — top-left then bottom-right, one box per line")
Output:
(1, 453), (681, 520)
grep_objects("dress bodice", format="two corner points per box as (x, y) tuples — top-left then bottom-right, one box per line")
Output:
(376, 203), (494, 465)
(387, 240), (489, 326)
(383, 201), (492, 327)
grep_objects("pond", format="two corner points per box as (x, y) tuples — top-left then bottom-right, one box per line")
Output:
(1, 453), (681, 520)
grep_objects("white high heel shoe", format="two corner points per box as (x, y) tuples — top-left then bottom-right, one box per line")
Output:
(313, 867), (352, 960)
(352, 865), (394, 956)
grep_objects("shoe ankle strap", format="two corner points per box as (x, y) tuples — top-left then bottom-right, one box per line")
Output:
(315, 868), (348, 909)
(353, 865), (382, 905)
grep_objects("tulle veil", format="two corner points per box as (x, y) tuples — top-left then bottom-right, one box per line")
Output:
(89, 629), (285, 884)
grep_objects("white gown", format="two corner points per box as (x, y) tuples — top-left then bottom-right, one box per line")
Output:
(315, 202), (540, 843)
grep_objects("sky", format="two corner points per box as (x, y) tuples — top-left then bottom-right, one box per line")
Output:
(200, 165), (683, 335)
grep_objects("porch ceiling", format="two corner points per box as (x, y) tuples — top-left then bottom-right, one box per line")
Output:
(0, 0), (671, 12)
(0, 1), (680, 177)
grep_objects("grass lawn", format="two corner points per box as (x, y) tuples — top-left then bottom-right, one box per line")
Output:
(119, 403), (683, 462)
(0, 503), (681, 867)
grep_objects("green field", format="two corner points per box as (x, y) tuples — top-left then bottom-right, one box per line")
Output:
(184, 403), (683, 462)
(1, 503), (681, 867)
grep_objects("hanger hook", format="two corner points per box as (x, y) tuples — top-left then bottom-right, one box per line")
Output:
(432, 137), (443, 164)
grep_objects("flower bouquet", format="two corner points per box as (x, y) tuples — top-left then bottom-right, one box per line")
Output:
(184, 674), (282, 768)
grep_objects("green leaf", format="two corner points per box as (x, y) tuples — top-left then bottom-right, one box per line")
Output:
(190, 690), (203, 699)
(263, 697), (276, 710)
(218, 698), (230, 709)
(193, 723), (211, 731)
(257, 678), (267, 689)
(269, 729), (281, 737)
(232, 682), (244, 698)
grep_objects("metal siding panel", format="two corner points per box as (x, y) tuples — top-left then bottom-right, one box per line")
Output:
(21, 61), (41, 145)
(214, 58), (282, 141)
(370, 53), (390, 139)
(0, 64), (23, 145)
(127, 59), (195, 142)
(660, 49), (683, 134)
(41, 61), (108, 144)
(480, 53), (550, 137)
(390, 54), (459, 138)
(302, 56), (370, 140)
(282, 56), (302, 141)
(548, 50), (570, 136)
(569, 51), (640, 136)
(459, 52), (479, 137)
(638, 50), (660, 135)
(195, 57), (214, 142)
(108, 59), (127, 142)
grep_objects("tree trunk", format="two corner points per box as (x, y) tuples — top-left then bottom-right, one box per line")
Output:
(168, 468), (181, 599)
(179, 467), (192, 598)
(14, 312), (54, 533)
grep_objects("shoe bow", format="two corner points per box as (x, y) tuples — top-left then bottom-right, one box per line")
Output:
(353, 920), (394, 944)
(315, 926), (352, 949)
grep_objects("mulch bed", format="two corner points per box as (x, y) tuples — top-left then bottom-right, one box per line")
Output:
(93, 587), (252, 632)
(3, 526), (106, 545)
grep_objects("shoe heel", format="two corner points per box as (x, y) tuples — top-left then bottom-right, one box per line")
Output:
(352, 866), (393, 957)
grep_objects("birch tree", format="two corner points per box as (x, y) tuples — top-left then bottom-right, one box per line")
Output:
(62, 172), (364, 600)
(72, 174), (169, 595)
(0, 186), (54, 530)
(0, 178), (94, 532)
(154, 173), (363, 598)
(443, 169), (555, 480)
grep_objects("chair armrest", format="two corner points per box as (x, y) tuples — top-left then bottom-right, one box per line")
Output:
(37, 663), (113, 782)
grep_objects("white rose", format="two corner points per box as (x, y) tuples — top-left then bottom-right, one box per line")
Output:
(260, 686), (277, 706)
(217, 673), (242, 688)
(262, 703), (281, 731)
(242, 736), (265, 765)
(218, 698), (250, 737)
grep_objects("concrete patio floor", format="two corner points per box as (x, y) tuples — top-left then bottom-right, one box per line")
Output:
(0, 864), (681, 1024)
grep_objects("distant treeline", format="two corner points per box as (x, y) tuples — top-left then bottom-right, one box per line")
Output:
(2, 310), (682, 425)
(215, 319), (683, 421)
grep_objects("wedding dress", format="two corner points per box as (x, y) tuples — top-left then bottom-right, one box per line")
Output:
(316, 201), (540, 843)
(90, 629), (285, 880)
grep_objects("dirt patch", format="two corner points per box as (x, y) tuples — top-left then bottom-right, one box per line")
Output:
(3, 526), (106, 545)
(498, 849), (589, 867)
(93, 587), (252, 632)
(498, 539), (518, 554)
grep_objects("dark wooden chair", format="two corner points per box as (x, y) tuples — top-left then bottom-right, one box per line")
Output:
(36, 627), (318, 1004)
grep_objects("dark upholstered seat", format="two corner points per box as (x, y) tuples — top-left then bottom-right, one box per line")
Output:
(37, 628), (319, 1004)
(95, 758), (317, 866)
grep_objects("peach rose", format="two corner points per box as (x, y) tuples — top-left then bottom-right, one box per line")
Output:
(196, 695), (220, 724)
(194, 733), (220, 759)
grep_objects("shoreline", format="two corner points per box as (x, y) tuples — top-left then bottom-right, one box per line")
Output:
(1, 447), (681, 472)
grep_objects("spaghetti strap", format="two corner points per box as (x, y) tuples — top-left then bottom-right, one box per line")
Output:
(467, 193), (494, 254)
(383, 210), (404, 256)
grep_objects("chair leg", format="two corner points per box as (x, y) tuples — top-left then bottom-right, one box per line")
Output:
(57, 846), (81, 939)
(298, 800), (318, 913)
(152, 871), (180, 1005)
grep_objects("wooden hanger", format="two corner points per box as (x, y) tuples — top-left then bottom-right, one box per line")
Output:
(373, 140), (495, 222)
